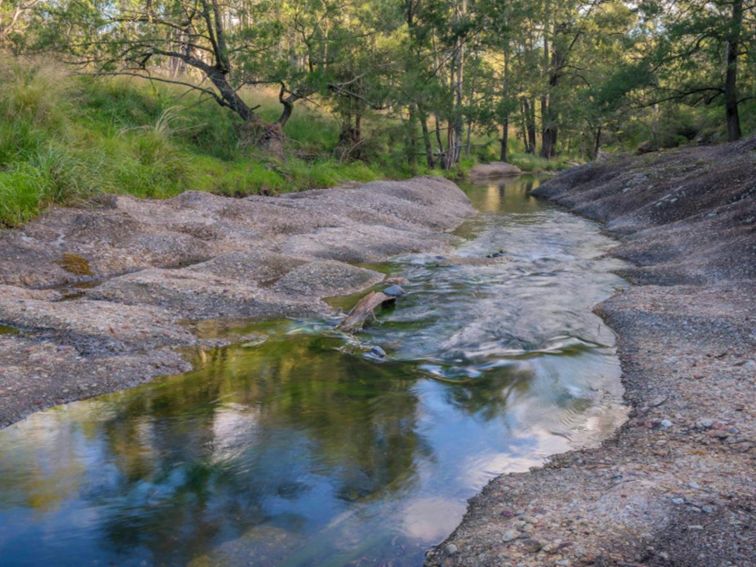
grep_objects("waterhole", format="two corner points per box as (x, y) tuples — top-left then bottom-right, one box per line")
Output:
(0, 175), (628, 566)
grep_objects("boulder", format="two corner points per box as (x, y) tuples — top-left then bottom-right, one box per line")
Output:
(469, 162), (523, 179)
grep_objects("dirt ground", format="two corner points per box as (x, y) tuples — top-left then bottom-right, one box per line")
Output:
(425, 139), (755, 566)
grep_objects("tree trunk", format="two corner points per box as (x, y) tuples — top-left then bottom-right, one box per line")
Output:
(407, 104), (419, 168)
(523, 98), (537, 154)
(339, 291), (394, 332)
(419, 107), (435, 168)
(541, 125), (557, 158)
(337, 114), (363, 161)
(277, 98), (294, 128)
(539, 16), (550, 157)
(207, 67), (254, 122)
(500, 46), (510, 162)
(592, 125), (602, 160)
(434, 114), (446, 167)
(540, 97), (552, 158)
(539, 10), (563, 159)
(500, 119), (509, 162)
(446, 0), (466, 169)
(725, 0), (743, 141)
(519, 100), (529, 151)
(355, 111), (362, 149)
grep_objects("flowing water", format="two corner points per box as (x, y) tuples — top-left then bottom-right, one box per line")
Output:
(0, 175), (628, 566)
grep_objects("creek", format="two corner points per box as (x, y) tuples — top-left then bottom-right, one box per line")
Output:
(0, 175), (628, 566)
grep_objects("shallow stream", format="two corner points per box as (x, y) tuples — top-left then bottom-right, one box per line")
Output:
(0, 175), (628, 566)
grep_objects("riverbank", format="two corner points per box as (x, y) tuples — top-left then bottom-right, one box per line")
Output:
(426, 139), (755, 566)
(0, 177), (475, 427)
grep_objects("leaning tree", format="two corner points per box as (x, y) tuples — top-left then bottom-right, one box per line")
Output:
(42, 0), (347, 149)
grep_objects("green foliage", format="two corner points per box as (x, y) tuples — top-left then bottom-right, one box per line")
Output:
(509, 153), (572, 173)
(2, 0), (752, 225)
(0, 62), (394, 226)
(0, 163), (48, 226)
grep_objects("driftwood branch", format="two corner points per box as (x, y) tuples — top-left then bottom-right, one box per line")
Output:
(338, 291), (395, 332)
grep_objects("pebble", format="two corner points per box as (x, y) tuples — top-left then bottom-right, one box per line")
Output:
(502, 530), (519, 542)
(366, 346), (386, 359)
(708, 430), (729, 440)
(521, 539), (543, 553)
(660, 419), (673, 429)
(542, 540), (562, 554)
(382, 285), (405, 297)
(671, 497), (685, 505)
(696, 418), (715, 429)
(445, 543), (458, 556)
(649, 395), (668, 407)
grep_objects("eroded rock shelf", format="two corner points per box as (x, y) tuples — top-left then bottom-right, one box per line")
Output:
(0, 177), (475, 427)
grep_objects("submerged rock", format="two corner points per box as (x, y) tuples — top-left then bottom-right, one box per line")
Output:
(365, 345), (387, 360)
(383, 284), (406, 297)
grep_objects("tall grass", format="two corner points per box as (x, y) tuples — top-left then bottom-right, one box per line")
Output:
(0, 61), (389, 227)
(0, 60), (573, 227)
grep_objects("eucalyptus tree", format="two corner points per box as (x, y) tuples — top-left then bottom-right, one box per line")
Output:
(636, 0), (754, 141)
(0, 0), (38, 47)
(553, 1), (640, 157)
(475, 0), (532, 161)
(41, 0), (375, 148)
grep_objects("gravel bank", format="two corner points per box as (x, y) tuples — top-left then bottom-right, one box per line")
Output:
(0, 177), (475, 427)
(426, 139), (755, 566)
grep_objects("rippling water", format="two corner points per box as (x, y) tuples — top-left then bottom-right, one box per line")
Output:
(0, 175), (628, 566)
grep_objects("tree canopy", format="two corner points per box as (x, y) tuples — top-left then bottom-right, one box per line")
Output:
(5, 0), (755, 164)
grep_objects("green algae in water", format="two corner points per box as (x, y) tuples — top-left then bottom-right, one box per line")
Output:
(0, 324), (18, 335)
(0, 175), (629, 566)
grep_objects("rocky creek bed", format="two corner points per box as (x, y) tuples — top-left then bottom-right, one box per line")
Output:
(0, 139), (753, 566)
(0, 173), (634, 565)
(0, 177), (475, 427)
(426, 139), (755, 566)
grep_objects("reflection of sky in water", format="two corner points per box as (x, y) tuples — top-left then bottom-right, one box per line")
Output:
(0, 176), (628, 566)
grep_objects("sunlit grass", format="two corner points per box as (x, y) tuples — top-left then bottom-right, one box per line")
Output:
(0, 61), (396, 226)
(0, 60), (577, 227)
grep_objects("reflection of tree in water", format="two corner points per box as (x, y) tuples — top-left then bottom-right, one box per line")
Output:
(88, 335), (429, 564)
(442, 365), (534, 421)
(0, 422), (87, 512)
(465, 175), (542, 214)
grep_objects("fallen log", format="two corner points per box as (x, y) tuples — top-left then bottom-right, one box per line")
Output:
(338, 291), (395, 332)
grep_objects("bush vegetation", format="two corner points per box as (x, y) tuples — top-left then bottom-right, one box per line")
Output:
(0, 62), (396, 226)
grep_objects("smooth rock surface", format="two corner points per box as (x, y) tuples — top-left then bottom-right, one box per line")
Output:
(0, 177), (474, 427)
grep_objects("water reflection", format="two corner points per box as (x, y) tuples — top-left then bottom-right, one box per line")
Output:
(462, 173), (543, 214)
(0, 175), (628, 566)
